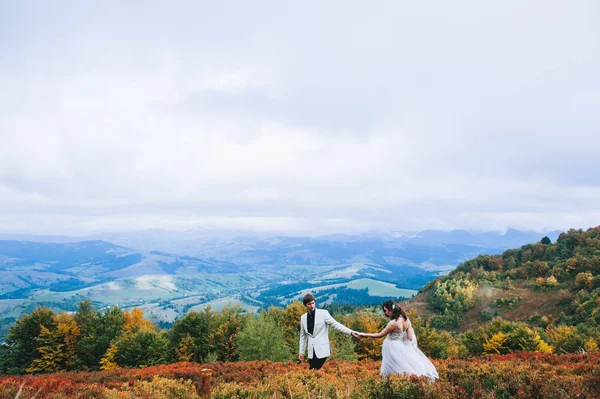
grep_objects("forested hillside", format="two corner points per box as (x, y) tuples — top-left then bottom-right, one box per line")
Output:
(403, 226), (600, 356)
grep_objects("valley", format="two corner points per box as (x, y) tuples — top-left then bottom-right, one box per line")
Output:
(0, 229), (556, 336)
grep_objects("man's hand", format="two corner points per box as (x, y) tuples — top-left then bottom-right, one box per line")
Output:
(351, 331), (361, 339)
(299, 354), (304, 361)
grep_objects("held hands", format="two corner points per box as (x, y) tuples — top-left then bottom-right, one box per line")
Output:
(351, 331), (362, 339)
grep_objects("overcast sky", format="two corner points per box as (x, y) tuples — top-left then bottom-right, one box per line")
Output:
(1, 1), (599, 236)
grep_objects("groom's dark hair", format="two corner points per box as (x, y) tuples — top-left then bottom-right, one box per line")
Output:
(303, 293), (316, 305)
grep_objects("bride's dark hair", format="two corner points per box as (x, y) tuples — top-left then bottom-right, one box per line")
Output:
(382, 300), (407, 320)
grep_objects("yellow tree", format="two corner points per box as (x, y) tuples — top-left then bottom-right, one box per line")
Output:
(575, 272), (594, 290)
(546, 325), (575, 351)
(545, 275), (559, 288)
(535, 277), (546, 289)
(99, 343), (120, 370)
(282, 301), (307, 349)
(26, 313), (80, 373)
(176, 334), (196, 362)
(122, 308), (155, 335)
(536, 337), (554, 354)
(213, 305), (246, 362)
(261, 306), (284, 326)
(565, 258), (579, 274)
(483, 332), (507, 355)
(585, 338), (599, 353)
(99, 307), (154, 369)
(344, 311), (385, 360)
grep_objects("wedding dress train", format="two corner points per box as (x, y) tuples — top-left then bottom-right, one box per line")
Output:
(380, 319), (439, 380)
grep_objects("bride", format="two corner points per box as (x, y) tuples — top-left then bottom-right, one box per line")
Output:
(357, 300), (439, 380)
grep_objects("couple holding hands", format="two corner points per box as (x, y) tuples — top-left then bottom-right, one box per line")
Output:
(299, 293), (438, 380)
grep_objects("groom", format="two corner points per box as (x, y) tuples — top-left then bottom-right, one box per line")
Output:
(299, 293), (360, 370)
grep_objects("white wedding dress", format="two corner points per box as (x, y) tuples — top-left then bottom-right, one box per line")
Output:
(380, 318), (439, 380)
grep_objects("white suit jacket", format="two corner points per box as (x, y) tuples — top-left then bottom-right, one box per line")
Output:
(299, 308), (353, 359)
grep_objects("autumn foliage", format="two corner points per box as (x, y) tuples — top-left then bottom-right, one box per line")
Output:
(0, 353), (599, 398)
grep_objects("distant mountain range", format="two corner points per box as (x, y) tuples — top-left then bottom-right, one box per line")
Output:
(0, 228), (561, 298)
(0, 228), (560, 336)
(0, 239), (241, 298)
(0, 227), (561, 260)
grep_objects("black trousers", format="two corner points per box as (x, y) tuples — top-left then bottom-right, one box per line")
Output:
(309, 350), (327, 370)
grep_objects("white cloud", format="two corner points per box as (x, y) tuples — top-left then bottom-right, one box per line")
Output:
(1, 1), (600, 235)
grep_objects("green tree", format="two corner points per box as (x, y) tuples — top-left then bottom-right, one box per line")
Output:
(74, 299), (103, 370)
(503, 276), (513, 290)
(575, 272), (594, 290)
(541, 236), (552, 245)
(94, 306), (125, 369)
(430, 278), (478, 314)
(113, 330), (170, 367)
(237, 313), (292, 361)
(170, 308), (217, 362)
(0, 306), (57, 373)
(213, 304), (246, 362)
(329, 329), (357, 360)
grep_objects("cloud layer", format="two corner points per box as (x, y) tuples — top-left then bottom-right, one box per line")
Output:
(2, 1), (600, 235)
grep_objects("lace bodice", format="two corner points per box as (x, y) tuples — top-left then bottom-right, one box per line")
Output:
(388, 330), (407, 340)
(387, 320), (408, 341)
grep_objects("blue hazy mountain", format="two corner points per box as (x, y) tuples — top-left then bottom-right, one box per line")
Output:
(402, 228), (561, 248)
(0, 228), (561, 337)
(0, 240), (239, 299)
(0, 228), (560, 271)
(0, 228), (560, 298)
(0, 240), (142, 274)
(1, 228), (559, 256)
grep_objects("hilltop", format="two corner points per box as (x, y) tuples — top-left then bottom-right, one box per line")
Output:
(405, 226), (600, 332)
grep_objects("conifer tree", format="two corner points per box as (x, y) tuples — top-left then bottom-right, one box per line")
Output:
(1, 306), (57, 373)
(74, 299), (103, 370)
(170, 307), (217, 363)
